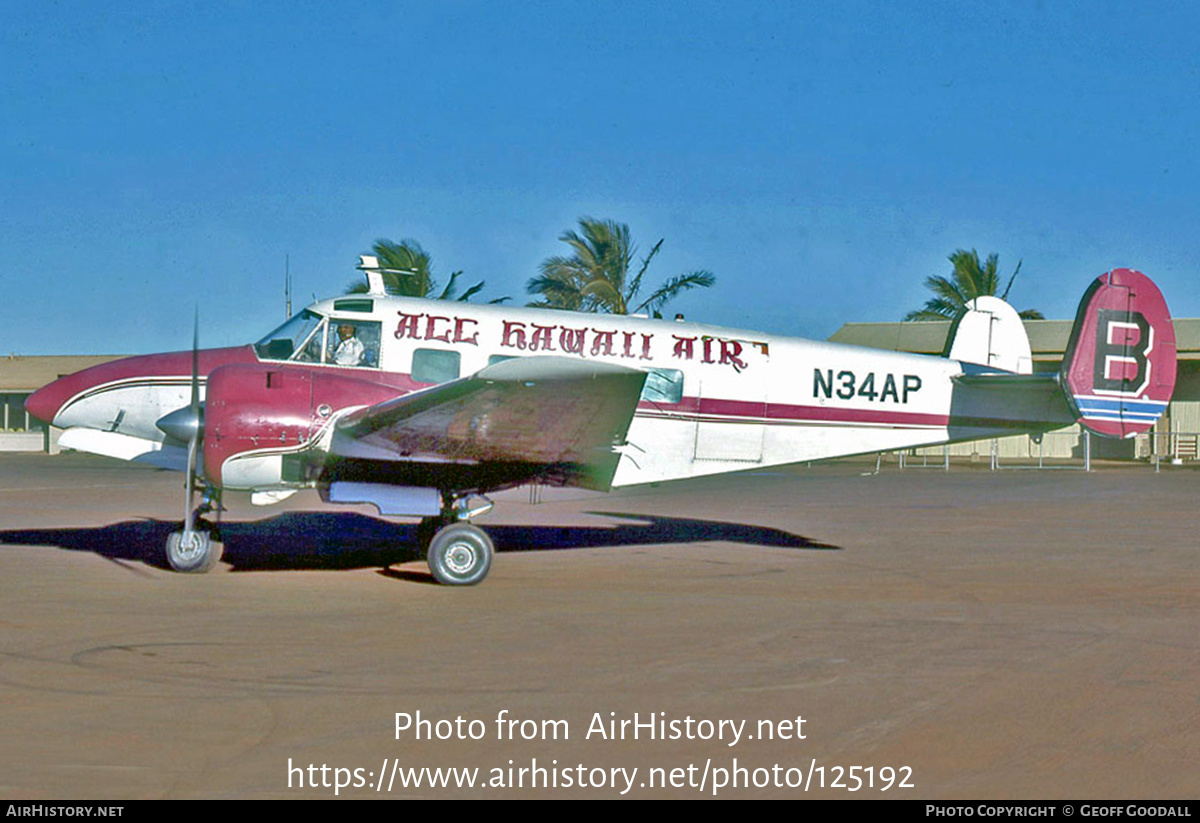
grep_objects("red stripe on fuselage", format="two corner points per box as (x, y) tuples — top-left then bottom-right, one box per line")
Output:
(636, 396), (949, 428)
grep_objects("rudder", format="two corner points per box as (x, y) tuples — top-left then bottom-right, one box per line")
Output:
(1061, 269), (1176, 438)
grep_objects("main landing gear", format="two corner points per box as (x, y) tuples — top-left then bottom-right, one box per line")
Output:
(417, 495), (495, 586)
(161, 484), (497, 584)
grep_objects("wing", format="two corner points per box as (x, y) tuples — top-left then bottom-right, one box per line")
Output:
(329, 356), (648, 490)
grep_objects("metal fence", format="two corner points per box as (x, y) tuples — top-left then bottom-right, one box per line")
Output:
(1150, 431), (1199, 463)
(894, 429), (1200, 471)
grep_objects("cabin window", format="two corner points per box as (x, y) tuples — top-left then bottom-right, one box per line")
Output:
(328, 320), (382, 368)
(641, 368), (684, 404)
(487, 354), (518, 366)
(412, 349), (461, 384)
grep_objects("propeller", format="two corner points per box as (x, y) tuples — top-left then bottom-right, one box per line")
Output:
(155, 309), (224, 572)
(182, 307), (201, 544)
(155, 309), (205, 547)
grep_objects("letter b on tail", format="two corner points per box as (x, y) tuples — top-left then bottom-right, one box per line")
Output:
(1062, 269), (1176, 438)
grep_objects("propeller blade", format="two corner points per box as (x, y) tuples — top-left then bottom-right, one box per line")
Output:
(183, 307), (200, 538)
(189, 306), (200, 415)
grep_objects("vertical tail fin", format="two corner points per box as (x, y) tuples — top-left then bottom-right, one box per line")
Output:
(946, 295), (1034, 374)
(1061, 268), (1176, 438)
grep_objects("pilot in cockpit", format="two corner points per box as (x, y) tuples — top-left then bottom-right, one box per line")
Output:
(332, 323), (365, 366)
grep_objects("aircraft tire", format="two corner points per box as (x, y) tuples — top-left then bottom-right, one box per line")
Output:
(427, 522), (493, 586)
(165, 523), (224, 573)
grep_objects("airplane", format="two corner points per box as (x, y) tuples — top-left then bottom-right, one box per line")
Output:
(25, 261), (1177, 585)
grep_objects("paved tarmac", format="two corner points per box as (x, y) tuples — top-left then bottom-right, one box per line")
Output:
(0, 452), (1195, 799)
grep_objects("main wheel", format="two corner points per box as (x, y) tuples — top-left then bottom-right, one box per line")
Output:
(165, 522), (223, 573)
(426, 522), (493, 586)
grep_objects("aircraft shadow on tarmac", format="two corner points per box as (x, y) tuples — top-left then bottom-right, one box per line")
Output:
(0, 511), (836, 575)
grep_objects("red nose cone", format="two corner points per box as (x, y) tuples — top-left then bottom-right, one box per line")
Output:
(25, 380), (69, 425)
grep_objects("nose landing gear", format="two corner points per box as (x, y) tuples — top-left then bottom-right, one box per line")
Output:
(166, 487), (223, 573)
(165, 519), (223, 573)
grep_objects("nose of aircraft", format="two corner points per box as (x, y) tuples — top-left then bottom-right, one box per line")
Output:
(25, 378), (70, 426)
(25, 346), (258, 430)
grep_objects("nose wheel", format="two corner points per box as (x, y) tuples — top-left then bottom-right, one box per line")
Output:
(424, 521), (494, 586)
(165, 518), (223, 573)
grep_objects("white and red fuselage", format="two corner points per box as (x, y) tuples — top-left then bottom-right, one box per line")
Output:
(26, 269), (1176, 502)
(25, 296), (1061, 495)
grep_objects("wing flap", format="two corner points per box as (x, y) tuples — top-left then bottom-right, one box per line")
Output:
(331, 357), (647, 490)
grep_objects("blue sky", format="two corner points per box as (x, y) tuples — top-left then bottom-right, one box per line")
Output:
(3, 1), (1198, 354)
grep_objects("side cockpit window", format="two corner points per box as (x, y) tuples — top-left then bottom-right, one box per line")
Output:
(255, 311), (381, 368)
(329, 320), (382, 368)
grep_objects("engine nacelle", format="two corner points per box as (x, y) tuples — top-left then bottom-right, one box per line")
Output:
(203, 363), (405, 490)
(203, 364), (317, 490)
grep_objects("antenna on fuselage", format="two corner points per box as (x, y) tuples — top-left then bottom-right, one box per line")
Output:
(357, 254), (419, 296)
(285, 254), (292, 318)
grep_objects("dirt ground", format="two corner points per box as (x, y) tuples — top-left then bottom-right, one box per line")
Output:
(0, 452), (1195, 799)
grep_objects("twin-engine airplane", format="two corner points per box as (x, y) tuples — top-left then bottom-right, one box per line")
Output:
(26, 263), (1176, 585)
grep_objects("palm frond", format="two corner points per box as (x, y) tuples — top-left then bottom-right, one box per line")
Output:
(528, 217), (715, 314)
(435, 270), (464, 301)
(525, 272), (586, 311)
(1000, 259), (1023, 301)
(627, 238), (663, 306)
(633, 271), (716, 316)
(580, 278), (624, 312)
(903, 299), (959, 321)
(907, 249), (1042, 322)
(456, 280), (487, 303)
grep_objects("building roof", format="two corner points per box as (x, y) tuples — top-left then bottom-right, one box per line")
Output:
(0, 355), (125, 392)
(830, 318), (1200, 360)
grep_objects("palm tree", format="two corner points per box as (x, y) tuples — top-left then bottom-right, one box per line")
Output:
(346, 238), (504, 302)
(526, 217), (715, 315)
(905, 249), (1044, 321)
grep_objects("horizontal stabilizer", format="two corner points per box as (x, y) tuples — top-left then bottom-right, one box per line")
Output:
(948, 367), (1076, 436)
(952, 369), (1058, 388)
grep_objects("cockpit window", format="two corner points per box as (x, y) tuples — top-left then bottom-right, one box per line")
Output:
(255, 310), (326, 361)
(328, 320), (382, 368)
(255, 311), (382, 368)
